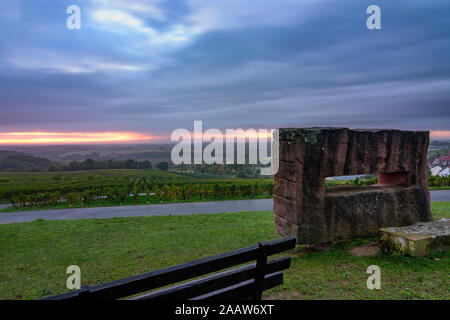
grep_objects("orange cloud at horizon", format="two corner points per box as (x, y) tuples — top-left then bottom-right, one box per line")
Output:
(0, 132), (154, 144)
(0, 130), (448, 145)
(430, 131), (450, 139)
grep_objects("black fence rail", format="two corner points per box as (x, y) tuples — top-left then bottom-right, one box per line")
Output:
(42, 236), (296, 300)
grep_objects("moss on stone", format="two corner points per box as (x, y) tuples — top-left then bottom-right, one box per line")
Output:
(301, 129), (320, 145)
(379, 219), (449, 257)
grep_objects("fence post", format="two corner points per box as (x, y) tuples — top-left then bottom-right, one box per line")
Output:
(254, 241), (268, 300)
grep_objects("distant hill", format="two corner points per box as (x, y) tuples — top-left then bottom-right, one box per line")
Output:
(0, 152), (55, 172)
(0, 150), (27, 160)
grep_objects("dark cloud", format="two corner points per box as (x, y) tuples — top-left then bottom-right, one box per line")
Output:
(0, 0), (449, 136)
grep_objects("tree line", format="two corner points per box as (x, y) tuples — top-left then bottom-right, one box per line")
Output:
(48, 159), (171, 172)
(0, 151), (173, 172)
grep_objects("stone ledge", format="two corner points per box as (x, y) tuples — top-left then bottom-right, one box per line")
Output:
(379, 218), (450, 256)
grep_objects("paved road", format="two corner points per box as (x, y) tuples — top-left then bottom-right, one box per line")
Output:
(0, 199), (273, 224)
(430, 190), (450, 202)
(0, 190), (448, 224)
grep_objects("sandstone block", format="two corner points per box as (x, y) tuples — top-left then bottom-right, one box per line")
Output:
(274, 128), (432, 244)
(379, 219), (450, 256)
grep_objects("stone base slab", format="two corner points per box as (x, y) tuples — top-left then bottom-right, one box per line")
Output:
(378, 218), (450, 256)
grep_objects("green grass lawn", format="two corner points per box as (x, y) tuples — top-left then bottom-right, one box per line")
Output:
(0, 202), (448, 300)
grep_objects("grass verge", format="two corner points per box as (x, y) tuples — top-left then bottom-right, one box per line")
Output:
(0, 203), (448, 300)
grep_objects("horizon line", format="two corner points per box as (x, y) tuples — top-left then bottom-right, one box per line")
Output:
(0, 130), (449, 146)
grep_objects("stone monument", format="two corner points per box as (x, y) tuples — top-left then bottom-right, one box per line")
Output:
(274, 128), (433, 244)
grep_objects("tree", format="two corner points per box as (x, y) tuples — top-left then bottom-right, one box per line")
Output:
(26, 194), (34, 207)
(104, 187), (115, 204)
(81, 190), (94, 206)
(49, 191), (61, 205)
(145, 187), (152, 204)
(67, 192), (80, 207)
(154, 187), (163, 203)
(36, 193), (46, 206)
(125, 159), (138, 169)
(119, 188), (128, 204)
(157, 162), (169, 171)
(132, 185), (139, 204)
(17, 193), (26, 207)
(82, 158), (95, 170)
(9, 192), (17, 209)
(138, 160), (152, 169)
(237, 171), (247, 178)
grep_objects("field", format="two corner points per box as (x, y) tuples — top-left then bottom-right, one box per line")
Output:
(0, 202), (448, 300)
(0, 169), (274, 209)
(0, 169), (227, 197)
(1, 169), (448, 212)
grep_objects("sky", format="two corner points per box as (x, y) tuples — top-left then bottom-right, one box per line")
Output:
(0, 0), (449, 143)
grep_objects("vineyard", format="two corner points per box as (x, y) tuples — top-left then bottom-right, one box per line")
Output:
(0, 169), (448, 210)
(0, 169), (274, 209)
